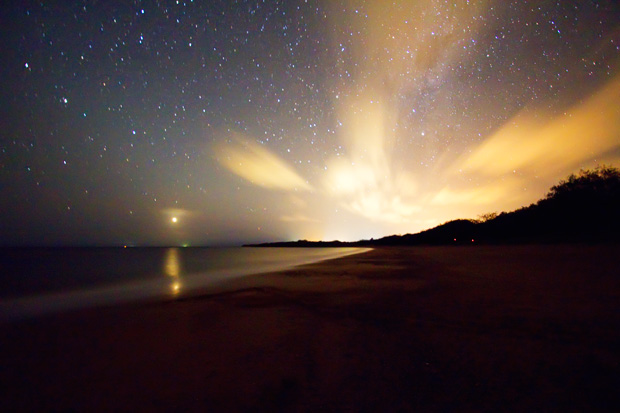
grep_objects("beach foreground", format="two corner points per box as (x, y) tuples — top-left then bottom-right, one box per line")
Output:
(2, 245), (619, 411)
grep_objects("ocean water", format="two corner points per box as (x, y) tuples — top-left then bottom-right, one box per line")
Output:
(0, 247), (369, 321)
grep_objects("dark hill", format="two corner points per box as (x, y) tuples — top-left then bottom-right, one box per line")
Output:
(477, 166), (620, 244)
(371, 219), (478, 246)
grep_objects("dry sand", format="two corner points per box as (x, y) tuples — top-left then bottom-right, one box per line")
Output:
(1, 245), (619, 411)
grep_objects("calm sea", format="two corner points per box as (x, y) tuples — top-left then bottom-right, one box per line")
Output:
(0, 247), (369, 321)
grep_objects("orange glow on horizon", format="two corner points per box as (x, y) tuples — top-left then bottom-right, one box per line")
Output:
(210, 2), (620, 242)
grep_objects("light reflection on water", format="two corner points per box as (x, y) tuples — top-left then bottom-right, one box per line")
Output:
(0, 247), (371, 321)
(163, 247), (182, 297)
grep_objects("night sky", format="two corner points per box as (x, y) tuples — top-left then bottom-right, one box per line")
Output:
(1, 1), (619, 246)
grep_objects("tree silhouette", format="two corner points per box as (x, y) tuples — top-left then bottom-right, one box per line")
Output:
(476, 212), (498, 223)
(446, 166), (620, 244)
(490, 165), (620, 243)
(546, 165), (620, 201)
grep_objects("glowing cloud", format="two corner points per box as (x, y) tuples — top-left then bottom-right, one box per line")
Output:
(215, 135), (313, 192)
(215, 2), (619, 241)
(459, 76), (620, 177)
(318, 1), (492, 226)
(323, 98), (421, 223)
(280, 214), (320, 223)
(431, 76), (620, 213)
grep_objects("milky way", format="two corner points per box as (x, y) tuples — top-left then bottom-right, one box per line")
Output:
(1, 1), (619, 245)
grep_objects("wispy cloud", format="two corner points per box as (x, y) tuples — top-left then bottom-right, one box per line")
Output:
(429, 76), (620, 213)
(322, 99), (421, 223)
(280, 214), (320, 223)
(214, 5), (619, 240)
(215, 135), (313, 192)
(459, 75), (620, 177)
(318, 1), (491, 225)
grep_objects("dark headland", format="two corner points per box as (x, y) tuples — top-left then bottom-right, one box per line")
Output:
(1, 167), (619, 411)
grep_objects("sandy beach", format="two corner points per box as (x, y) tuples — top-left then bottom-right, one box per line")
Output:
(1, 245), (619, 411)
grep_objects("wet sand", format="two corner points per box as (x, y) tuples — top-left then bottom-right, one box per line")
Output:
(1, 245), (619, 411)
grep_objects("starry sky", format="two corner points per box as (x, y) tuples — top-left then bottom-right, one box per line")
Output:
(1, 0), (619, 246)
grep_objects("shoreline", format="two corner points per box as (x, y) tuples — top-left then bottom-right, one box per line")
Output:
(0, 246), (371, 322)
(2, 245), (619, 411)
